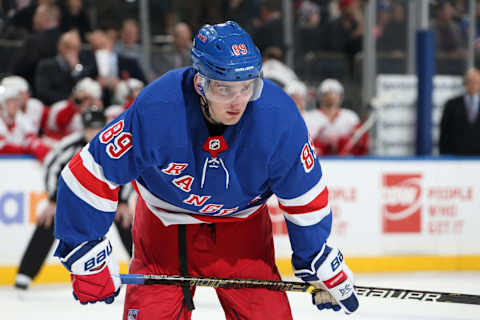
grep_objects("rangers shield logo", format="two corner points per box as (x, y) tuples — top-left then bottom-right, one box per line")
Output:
(127, 309), (139, 320)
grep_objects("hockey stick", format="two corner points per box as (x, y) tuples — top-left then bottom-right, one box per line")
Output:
(120, 274), (480, 306)
(338, 103), (378, 156)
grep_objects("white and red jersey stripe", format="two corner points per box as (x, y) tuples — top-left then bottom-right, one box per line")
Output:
(61, 145), (119, 212)
(277, 176), (330, 227)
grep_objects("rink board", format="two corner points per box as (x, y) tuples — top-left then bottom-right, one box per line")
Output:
(1, 156), (480, 285)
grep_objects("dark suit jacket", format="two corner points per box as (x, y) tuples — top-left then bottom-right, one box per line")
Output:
(116, 55), (147, 84)
(35, 54), (97, 105)
(9, 27), (62, 95)
(439, 95), (480, 155)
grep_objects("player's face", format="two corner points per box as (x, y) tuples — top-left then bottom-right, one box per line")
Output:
(206, 79), (255, 125)
(3, 97), (20, 119)
(322, 91), (341, 108)
(464, 70), (480, 96)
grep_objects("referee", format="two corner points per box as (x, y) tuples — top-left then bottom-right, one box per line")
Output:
(15, 107), (134, 290)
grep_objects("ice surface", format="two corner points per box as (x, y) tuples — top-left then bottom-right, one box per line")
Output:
(1, 272), (479, 320)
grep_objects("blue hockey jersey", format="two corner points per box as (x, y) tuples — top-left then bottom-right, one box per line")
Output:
(54, 67), (333, 271)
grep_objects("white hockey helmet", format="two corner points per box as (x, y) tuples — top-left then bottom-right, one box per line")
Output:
(316, 78), (344, 104)
(74, 77), (102, 100)
(284, 80), (307, 97)
(113, 78), (144, 105)
(1, 75), (29, 93)
(0, 85), (20, 106)
(104, 104), (124, 122)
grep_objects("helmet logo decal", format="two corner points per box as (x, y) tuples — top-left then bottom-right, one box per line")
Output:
(234, 66), (254, 72)
(232, 44), (248, 56)
(197, 33), (207, 43)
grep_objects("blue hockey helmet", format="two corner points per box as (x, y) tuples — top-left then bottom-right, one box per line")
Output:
(191, 21), (263, 101)
(192, 21), (262, 81)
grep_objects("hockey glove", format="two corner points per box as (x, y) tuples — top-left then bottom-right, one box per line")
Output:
(295, 246), (359, 314)
(60, 238), (121, 304)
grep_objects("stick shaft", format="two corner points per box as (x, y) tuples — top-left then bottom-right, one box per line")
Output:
(120, 274), (480, 306)
(120, 274), (314, 293)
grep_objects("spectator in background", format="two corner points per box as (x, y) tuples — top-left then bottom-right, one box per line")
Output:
(284, 80), (308, 114)
(115, 19), (147, 78)
(9, 3), (61, 95)
(176, 0), (223, 31)
(323, 0), (364, 74)
(6, 0), (56, 37)
(432, 0), (465, 56)
(152, 22), (192, 77)
(59, 0), (92, 42)
(0, 85), (50, 160)
(296, 0), (324, 55)
(439, 68), (480, 155)
(35, 30), (96, 105)
(374, 1), (392, 40)
(252, 0), (284, 54)
(303, 78), (369, 155)
(14, 107), (133, 292)
(461, 1), (480, 52)
(87, 29), (146, 105)
(43, 77), (102, 140)
(377, 1), (407, 55)
(1, 75), (47, 135)
(225, 0), (259, 34)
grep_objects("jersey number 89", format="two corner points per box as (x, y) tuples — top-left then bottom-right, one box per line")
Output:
(99, 120), (133, 159)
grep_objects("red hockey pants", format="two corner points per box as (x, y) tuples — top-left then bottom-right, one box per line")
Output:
(123, 197), (293, 320)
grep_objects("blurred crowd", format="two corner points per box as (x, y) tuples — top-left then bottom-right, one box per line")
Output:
(0, 0), (478, 162)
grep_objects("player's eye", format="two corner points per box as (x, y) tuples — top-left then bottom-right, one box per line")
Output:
(241, 83), (253, 92)
(217, 86), (232, 96)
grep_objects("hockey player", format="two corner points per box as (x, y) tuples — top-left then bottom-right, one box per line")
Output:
(44, 77), (103, 141)
(284, 80), (308, 114)
(112, 78), (144, 109)
(1, 75), (47, 135)
(303, 78), (369, 155)
(53, 21), (359, 319)
(14, 107), (133, 291)
(0, 85), (49, 160)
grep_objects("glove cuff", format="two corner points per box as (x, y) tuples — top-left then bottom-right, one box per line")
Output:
(60, 238), (111, 275)
(293, 244), (330, 281)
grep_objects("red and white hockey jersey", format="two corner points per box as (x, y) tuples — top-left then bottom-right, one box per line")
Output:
(44, 99), (82, 141)
(303, 108), (368, 155)
(22, 97), (47, 135)
(0, 112), (35, 154)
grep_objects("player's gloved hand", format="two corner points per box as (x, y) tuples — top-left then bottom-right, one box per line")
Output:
(295, 246), (359, 314)
(60, 237), (121, 305)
